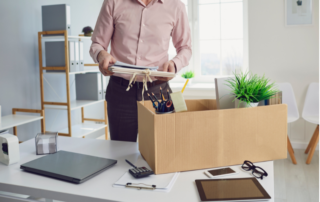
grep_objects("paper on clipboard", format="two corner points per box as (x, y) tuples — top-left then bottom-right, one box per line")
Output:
(113, 155), (180, 192)
(113, 172), (179, 192)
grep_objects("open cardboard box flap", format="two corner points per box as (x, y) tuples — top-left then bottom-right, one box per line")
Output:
(138, 99), (287, 174)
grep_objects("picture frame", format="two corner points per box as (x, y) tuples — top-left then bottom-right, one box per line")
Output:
(285, 0), (313, 26)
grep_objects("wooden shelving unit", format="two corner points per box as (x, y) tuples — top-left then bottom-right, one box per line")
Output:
(38, 30), (108, 139)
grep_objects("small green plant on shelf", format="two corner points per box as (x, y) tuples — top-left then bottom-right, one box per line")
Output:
(82, 26), (93, 36)
(225, 71), (279, 106)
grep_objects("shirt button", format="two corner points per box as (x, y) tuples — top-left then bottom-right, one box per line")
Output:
(143, 24), (145, 26)
(140, 40), (143, 43)
(138, 57), (141, 59)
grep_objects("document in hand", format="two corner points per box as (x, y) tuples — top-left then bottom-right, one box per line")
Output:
(109, 61), (175, 78)
(112, 61), (159, 70)
(109, 66), (175, 78)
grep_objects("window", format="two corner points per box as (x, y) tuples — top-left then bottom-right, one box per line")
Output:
(170, 0), (245, 83)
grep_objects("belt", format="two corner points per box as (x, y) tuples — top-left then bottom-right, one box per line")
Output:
(111, 76), (167, 89)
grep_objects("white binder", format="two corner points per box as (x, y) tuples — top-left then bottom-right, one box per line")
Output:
(74, 41), (80, 72)
(68, 41), (76, 72)
(79, 41), (84, 71)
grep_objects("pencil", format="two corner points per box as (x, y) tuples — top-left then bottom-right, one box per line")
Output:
(160, 86), (165, 101)
(147, 93), (157, 109)
(152, 93), (160, 105)
(181, 79), (189, 93)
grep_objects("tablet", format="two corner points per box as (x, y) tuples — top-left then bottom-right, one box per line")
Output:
(195, 178), (271, 201)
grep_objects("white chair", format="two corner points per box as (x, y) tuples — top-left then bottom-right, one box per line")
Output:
(303, 83), (319, 164)
(277, 83), (299, 164)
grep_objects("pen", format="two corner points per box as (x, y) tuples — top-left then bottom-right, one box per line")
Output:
(147, 93), (158, 110)
(125, 159), (137, 169)
(152, 93), (160, 105)
(152, 93), (161, 112)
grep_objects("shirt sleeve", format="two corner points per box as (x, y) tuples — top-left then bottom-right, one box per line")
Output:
(89, 0), (114, 63)
(171, 3), (192, 73)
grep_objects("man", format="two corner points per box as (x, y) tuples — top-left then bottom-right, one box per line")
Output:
(90, 0), (192, 142)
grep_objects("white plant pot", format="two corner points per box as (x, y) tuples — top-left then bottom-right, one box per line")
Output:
(235, 99), (259, 108)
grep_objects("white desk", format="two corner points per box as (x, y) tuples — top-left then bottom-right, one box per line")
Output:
(0, 137), (274, 202)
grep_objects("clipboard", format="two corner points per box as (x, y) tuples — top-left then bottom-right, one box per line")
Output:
(113, 155), (179, 192)
(113, 171), (180, 192)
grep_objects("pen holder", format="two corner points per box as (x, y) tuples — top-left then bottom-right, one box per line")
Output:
(155, 110), (175, 114)
(35, 132), (58, 155)
(0, 133), (20, 165)
(154, 100), (175, 114)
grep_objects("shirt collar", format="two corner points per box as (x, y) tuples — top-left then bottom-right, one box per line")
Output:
(159, 0), (164, 3)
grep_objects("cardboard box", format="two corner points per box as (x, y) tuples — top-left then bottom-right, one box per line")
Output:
(138, 99), (287, 174)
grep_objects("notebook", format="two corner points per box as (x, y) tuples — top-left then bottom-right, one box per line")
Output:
(195, 178), (271, 201)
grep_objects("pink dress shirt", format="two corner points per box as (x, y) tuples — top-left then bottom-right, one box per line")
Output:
(90, 0), (192, 81)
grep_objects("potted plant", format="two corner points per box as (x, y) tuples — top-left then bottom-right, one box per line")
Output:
(226, 71), (278, 108)
(82, 26), (93, 36)
(181, 71), (195, 93)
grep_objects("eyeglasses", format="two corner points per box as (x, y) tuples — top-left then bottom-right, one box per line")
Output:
(241, 160), (268, 180)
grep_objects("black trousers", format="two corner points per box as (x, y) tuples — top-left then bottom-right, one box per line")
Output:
(106, 76), (172, 142)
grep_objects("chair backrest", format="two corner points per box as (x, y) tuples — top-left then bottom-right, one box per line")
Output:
(302, 83), (319, 120)
(276, 83), (299, 122)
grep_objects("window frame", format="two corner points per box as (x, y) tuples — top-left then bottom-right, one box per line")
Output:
(170, 0), (248, 84)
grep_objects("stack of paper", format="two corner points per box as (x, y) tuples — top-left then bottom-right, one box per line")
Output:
(109, 61), (175, 78)
(112, 61), (159, 71)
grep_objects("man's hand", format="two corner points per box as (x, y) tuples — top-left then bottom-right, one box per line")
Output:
(155, 60), (176, 81)
(98, 50), (116, 76)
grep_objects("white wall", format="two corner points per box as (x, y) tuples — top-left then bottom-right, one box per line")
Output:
(0, 0), (104, 141)
(248, 0), (319, 148)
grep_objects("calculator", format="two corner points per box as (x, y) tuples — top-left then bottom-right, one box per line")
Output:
(125, 159), (154, 178)
(129, 167), (154, 178)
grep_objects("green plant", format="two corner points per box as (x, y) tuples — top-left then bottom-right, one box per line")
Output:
(82, 26), (93, 34)
(181, 71), (195, 79)
(225, 71), (279, 105)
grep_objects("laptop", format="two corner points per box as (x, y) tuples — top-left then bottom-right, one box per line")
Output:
(20, 150), (117, 184)
(214, 77), (235, 109)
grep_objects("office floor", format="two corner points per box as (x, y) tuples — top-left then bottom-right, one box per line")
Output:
(274, 149), (319, 202)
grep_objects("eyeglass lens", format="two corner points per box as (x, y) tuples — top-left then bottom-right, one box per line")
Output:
(252, 167), (265, 178)
(242, 161), (253, 171)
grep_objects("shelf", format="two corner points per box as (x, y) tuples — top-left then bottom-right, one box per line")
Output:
(44, 100), (105, 111)
(59, 123), (107, 138)
(43, 69), (100, 75)
(41, 35), (92, 41)
(0, 115), (43, 131)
